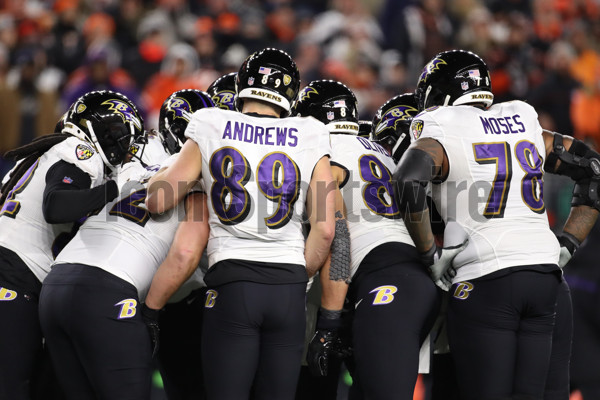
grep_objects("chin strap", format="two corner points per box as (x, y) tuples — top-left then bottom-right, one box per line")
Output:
(85, 120), (117, 174)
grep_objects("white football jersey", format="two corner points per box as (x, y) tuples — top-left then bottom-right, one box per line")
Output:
(330, 134), (414, 276)
(412, 101), (560, 281)
(185, 108), (331, 268)
(54, 155), (200, 301)
(0, 136), (105, 282)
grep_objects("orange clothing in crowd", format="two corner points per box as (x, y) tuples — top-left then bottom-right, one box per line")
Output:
(569, 50), (600, 143)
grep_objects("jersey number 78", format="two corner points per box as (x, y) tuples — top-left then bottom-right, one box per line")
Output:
(472, 140), (544, 218)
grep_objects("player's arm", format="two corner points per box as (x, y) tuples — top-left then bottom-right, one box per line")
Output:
(319, 165), (350, 308)
(542, 130), (600, 262)
(146, 140), (203, 214)
(305, 156), (336, 276)
(307, 165), (351, 377)
(392, 138), (447, 253)
(43, 160), (119, 224)
(393, 138), (465, 289)
(144, 192), (209, 310)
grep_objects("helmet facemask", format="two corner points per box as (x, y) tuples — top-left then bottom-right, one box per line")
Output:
(86, 114), (136, 170)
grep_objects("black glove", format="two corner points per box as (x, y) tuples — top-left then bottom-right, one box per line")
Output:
(141, 303), (160, 358)
(306, 307), (351, 377)
(557, 232), (580, 268)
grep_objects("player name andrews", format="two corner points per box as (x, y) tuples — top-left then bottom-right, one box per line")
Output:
(222, 120), (298, 147)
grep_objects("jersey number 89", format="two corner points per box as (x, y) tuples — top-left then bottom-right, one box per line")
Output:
(209, 147), (300, 229)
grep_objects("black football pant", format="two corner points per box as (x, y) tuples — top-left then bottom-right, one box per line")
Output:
(0, 248), (44, 400)
(349, 242), (442, 400)
(0, 279), (43, 400)
(545, 276), (572, 400)
(39, 263), (153, 400)
(157, 287), (207, 400)
(201, 281), (306, 400)
(447, 269), (560, 400)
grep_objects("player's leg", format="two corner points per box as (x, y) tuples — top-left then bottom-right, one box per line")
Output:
(30, 345), (67, 400)
(0, 251), (44, 399)
(39, 270), (96, 399)
(157, 287), (207, 400)
(76, 276), (152, 400)
(352, 260), (440, 400)
(513, 270), (561, 399)
(201, 281), (260, 399)
(254, 282), (306, 400)
(44, 264), (153, 400)
(295, 277), (343, 400)
(447, 274), (519, 400)
(0, 283), (43, 399)
(544, 276), (572, 400)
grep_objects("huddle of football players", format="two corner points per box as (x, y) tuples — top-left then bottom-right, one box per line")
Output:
(0, 46), (598, 400)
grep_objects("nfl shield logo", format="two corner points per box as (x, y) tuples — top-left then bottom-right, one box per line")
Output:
(327, 111), (334, 120)
(461, 81), (469, 90)
(248, 77), (255, 86)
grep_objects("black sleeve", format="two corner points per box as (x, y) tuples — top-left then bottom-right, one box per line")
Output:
(43, 160), (119, 224)
(427, 196), (446, 235)
(393, 148), (437, 214)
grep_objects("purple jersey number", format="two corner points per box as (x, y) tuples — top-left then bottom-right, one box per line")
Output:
(0, 159), (40, 218)
(358, 154), (399, 218)
(515, 140), (544, 213)
(473, 140), (544, 218)
(257, 152), (301, 229)
(209, 147), (252, 225)
(209, 147), (300, 228)
(109, 189), (150, 226)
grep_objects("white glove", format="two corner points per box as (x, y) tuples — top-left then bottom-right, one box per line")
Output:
(556, 232), (580, 268)
(426, 240), (468, 291)
(421, 221), (469, 291)
(558, 247), (573, 269)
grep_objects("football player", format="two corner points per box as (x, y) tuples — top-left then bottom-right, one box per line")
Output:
(393, 49), (600, 399)
(0, 90), (139, 399)
(145, 48), (336, 400)
(371, 93), (420, 164)
(207, 72), (237, 111)
(151, 89), (215, 400)
(37, 90), (214, 400)
(294, 81), (441, 399)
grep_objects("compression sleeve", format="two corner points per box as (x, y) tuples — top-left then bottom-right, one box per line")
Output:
(393, 148), (438, 214)
(43, 160), (119, 224)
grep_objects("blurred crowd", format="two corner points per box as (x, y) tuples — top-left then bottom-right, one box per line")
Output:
(0, 0), (599, 217)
